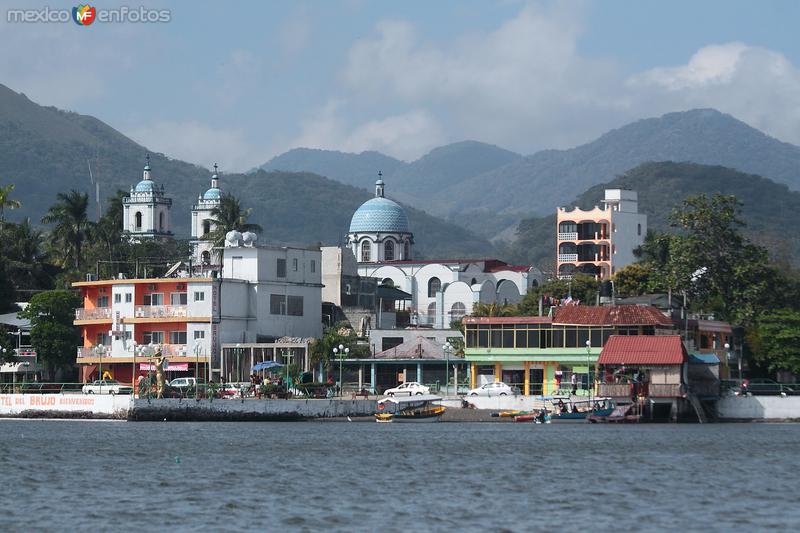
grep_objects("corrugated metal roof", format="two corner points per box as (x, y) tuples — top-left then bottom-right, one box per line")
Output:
(462, 316), (553, 325)
(554, 305), (673, 327)
(598, 335), (687, 365)
(372, 336), (462, 360)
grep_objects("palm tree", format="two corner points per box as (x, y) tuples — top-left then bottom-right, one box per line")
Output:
(2, 218), (53, 290)
(42, 190), (91, 271)
(208, 193), (263, 263)
(0, 183), (21, 224)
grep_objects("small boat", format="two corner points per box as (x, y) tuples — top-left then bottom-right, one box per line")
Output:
(550, 397), (616, 423)
(514, 411), (550, 423)
(375, 395), (446, 423)
(491, 410), (524, 418)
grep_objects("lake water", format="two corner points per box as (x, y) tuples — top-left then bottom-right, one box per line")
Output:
(1, 420), (798, 532)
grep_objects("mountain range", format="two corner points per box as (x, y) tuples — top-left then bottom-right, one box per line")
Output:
(0, 84), (494, 259)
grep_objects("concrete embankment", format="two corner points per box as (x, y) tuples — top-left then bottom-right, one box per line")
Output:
(717, 395), (800, 422)
(130, 398), (377, 421)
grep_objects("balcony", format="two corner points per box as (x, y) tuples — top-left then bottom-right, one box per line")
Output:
(75, 308), (112, 321)
(558, 253), (578, 263)
(77, 343), (191, 358)
(134, 305), (189, 319)
(558, 232), (578, 241)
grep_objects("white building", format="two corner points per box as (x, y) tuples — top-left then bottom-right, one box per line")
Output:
(556, 189), (648, 279)
(191, 164), (222, 266)
(340, 178), (540, 330)
(122, 155), (173, 239)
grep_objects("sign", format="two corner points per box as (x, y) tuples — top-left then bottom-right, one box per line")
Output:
(0, 394), (131, 416)
(139, 363), (189, 371)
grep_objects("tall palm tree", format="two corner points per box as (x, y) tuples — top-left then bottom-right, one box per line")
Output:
(0, 183), (22, 224)
(208, 193), (263, 263)
(2, 218), (52, 290)
(42, 190), (91, 271)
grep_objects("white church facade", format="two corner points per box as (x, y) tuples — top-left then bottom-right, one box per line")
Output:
(122, 155), (173, 239)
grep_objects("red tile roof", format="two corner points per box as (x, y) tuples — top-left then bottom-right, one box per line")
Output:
(372, 336), (460, 360)
(554, 305), (673, 327)
(463, 316), (552, 325)
(598, 335), (687, 365)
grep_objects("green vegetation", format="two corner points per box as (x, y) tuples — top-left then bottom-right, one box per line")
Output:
(208, 193), (262, 263)
(19, 290), (82, 379)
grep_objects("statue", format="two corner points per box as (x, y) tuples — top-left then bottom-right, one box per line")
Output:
(154, 352), (167, 399)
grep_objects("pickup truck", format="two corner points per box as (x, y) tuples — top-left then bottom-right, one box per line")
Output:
(81, 379), (133, 395)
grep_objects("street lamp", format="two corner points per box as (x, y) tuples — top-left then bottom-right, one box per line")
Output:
(443, 342), (453, 396)
(94, 344), (107, 393)
(236, 343), (242, 384)
(333, 344), (349, 398)
(585, 340), (592, 400)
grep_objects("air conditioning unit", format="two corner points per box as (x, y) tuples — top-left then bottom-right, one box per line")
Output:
(99, 288), (107, 294)
(176, 283), (186, 290)
(148, 284), (157, 291)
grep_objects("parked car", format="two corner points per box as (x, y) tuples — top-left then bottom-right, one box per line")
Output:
(82, 379), (133, 395)
(745, 378), (796, 396)
(220, 382), (252, 398)
(467, 381), (515, 397)
(169, 377), (198, 391)
(383, 382), (430, 397)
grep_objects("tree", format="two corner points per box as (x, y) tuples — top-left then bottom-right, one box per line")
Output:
(0, 183), (21, 225)
(209, 194), (262, 247)
(310, 324), (368, 366)
(614, 263), (661, 297)
(515, 274), (601, 315)
(748, 309), (800, 374)
(0, 258), (17, 313)
(469, 302), (517, 317)
(1, 218), (56, 291)
(19, 290), (81, 378)
(42, 190), (91, 271)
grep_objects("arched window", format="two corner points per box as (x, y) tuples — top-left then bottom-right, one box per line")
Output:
(427, 302), (437, 325)
(450, 302), (466, 320)
(361, 241), (371, 262)
(383, 240), (394, 261)
(201, 251), (211, 264)
(202, 220), (211, 236)
(159, 211), (165, 231)
(134, 211), (142, 230)
(403, 241), (410, 260)
(381, 278), (394, 287)
(470, 278), (477, 286)
(428, 277), (441, 297)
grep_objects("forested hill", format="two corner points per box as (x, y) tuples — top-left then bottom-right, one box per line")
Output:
(509, 161), (800, 271)
(0, 83), (495, 258)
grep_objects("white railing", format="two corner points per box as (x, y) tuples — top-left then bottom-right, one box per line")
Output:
(75, 308), (112, 321)
(558, 253), (578, 262)
(557, 274), (573, 280)
(134, 305), (189, 318)
(77, 343), (190, 358)
(558, 232), (578, 241)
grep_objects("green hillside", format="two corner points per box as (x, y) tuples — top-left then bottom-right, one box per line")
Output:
(510, 161), (800, 271)
(0, 84), (495, 258)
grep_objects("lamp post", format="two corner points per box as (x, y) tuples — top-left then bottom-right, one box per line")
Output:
(333, 344), (349, 398)
(585, 340), (592, 400)
(443, 342), (453, 397)
(236, 343), (241, 384)
(94, 344), (107, 393)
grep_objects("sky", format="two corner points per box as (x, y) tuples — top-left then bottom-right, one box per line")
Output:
(2, 0), (800, 171)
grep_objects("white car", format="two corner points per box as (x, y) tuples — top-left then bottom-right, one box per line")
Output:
(383, 382), (430, 397)
(169, 377), (197, 390)
(82, 379), (133, 395)
(467, 381), (515, 397)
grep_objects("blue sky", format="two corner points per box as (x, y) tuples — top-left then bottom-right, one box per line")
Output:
(2, 0), (800, 170)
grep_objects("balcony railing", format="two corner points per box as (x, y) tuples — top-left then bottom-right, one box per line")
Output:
(558, 253), (578, 262)
(134, 305), (189, 318)
(557, 274), (573, 280)
(77, 343), (191, 358)
(558, 232), (578, 241)
(75, 308), (112, 321)
(599, 383), (685, 398)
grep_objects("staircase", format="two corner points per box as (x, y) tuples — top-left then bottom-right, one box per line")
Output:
(686, 392), (707, 423)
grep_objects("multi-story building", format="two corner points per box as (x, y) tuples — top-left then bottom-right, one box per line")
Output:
(122, 156), (173, 240)
(190, 165), (222, 267)
(73, 238), (323, 386)
(556, 189), (647, 279)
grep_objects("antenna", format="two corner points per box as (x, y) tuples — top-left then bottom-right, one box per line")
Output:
(87, 157), (101, 222)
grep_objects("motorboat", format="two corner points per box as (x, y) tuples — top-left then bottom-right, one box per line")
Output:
(549, 397), (615, 423)
(375, 394), (445, 423)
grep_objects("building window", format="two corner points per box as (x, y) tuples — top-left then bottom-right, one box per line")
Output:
(193, 330), (205, 340)
(384, 240), (394, 261)
(125, 293), (132, 303)
(95, 332), (110, 346)
(404, 241), (410, 260)
(287, 295), (303, 316)
(270, 294), (287, 315)
(134, 211), (142, 230)
(202, 220), (211, 236)
(194, 291), (205, 302)
(201, 251), (211, 264)
(637, 223), (642, 236)
(381, 278), (394, 287)
(171, 292), (187, 305)
(97, 295), (109, 308)
(159, 211), (165, 231)
(143, 293), (163, 306)
(143, 331), (164, 344)
(277, 258), (287, 278)
(114, 293), (122, 304)
(361, 241), (371, 262)
(170, 331), (187, 345)
(450, 302), (466, 320)
(310, 260), (316, 273)
(428, 277), (441, 297)
(292, 258), (298, 271)
(427, 302), (437, 324)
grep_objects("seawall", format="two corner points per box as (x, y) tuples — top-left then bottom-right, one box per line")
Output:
(717, 395), (800, 421)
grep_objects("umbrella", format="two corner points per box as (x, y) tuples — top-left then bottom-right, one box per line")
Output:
(252, 360), (285, 372)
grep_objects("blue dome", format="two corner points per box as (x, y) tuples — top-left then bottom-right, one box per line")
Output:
(135, 180), (155, 192)
(349, 197), (410, 233)
(203, 187), (221, 200)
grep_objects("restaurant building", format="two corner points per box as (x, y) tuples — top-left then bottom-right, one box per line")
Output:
(462, 305), (675, 395)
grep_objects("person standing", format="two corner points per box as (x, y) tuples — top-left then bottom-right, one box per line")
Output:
(571, 372), (578, 396)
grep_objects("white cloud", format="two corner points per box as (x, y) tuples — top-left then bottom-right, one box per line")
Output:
(127, 120), (262, 172)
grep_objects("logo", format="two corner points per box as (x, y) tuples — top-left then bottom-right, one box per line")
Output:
(72, 4), (96, 25)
